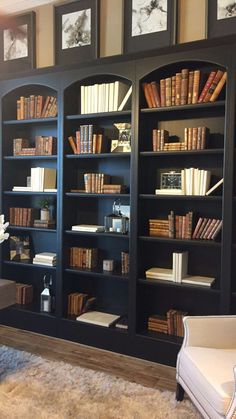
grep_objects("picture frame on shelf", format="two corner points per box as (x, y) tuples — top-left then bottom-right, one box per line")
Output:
(207, 0), (236, 38)
(54, 0), (100, 66)
(123, 0), (177, 55)
(0, 11), (36, 73)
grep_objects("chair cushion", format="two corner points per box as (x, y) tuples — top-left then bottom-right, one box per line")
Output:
(0, 279), (15, 309)
(178, 346), (236, 416)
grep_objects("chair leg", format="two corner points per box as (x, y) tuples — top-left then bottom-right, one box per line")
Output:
(176, 383), (185, 401)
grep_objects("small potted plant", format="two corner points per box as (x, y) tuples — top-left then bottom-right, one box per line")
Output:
(38, 198), (51, 221)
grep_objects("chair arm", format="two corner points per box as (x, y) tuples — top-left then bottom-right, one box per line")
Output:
(226, 365), (236, 419)
(182, 316), (236, 349)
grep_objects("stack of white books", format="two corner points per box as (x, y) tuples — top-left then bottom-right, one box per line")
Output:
(71, 224), (105, 232)
(181, 168), (211, 195)
(146, 251), (215, 287)
(33, 252), (57, 266)
(76, 311), (121, 327)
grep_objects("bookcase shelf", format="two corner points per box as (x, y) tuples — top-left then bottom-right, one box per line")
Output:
(0, 36), (234, 367)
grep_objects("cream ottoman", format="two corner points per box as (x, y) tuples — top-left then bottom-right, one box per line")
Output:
(0, 279), (16, 309)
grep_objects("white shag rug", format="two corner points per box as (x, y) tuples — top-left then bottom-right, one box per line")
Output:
(0, 345), (201, 419)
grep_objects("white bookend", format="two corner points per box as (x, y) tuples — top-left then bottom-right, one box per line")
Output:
(118, 85), (132, 111)
(76, 311), (121, 327)
(205, 178), (223, 196)
(113, 81), (130, 111)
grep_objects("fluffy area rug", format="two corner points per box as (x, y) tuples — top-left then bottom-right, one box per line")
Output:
(0, 345), (201, 419)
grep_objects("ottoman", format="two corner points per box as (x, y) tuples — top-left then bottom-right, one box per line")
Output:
(0, 279), (16, 309)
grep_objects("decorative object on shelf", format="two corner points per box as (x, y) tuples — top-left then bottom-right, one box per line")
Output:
(103, 259), (114, 272)
(123, 0), (177, 54)
(38, 198), (51, 221)
(111, 123), (131, 153)
(54, 0), (100, 65)
(104, 200), (129, 234)
(0, 11), (36, 73)
(9, 235), (30, 262)
(207, 0), (236, 38)
(40, 274), (53, 313)
(0, 214), (9, 244)
(160, 170), (182, 190)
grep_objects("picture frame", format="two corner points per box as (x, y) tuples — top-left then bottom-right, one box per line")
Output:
(123, 0), (177, 55)
(54, 0), (100, 66)
(207, 0), (236, 38)
(0, 12), (36, 74)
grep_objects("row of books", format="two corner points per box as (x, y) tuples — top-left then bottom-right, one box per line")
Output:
(68, 292), (96, 317)
(148, 309), (187, 337)
(149, 212), (222, 241)
(69, 247), (98, 269)
(16, 95), (58, 120)
(152, 127), (209, 152)
(9, 207), (40, 227)
(12, 167), (57, 192)
(16, 283), (33, 305)
(149, 211), (193, 239)
(13, 136), (57, 156)
(33, 252), (57, 266)
(81, 81), (132, 114)
(143, 68), (226, 108)
(84, 173), (110, 194)
(68, 131), (106, 155)
(146, 251), (215, 287)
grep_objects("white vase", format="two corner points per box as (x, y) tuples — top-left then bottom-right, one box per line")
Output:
(40, 208), (50, 221)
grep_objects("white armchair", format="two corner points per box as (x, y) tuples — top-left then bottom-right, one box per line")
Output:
(176, 316), (236, 419)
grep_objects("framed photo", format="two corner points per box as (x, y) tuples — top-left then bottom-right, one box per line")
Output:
(54, 0), (100, 66)
(207, 0), (236, 38)
(0, 12), (36, 73)
(123, 0), (177, 55)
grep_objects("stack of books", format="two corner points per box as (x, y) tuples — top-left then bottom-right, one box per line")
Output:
(148, 309), (187, 337)
(69, 247), (98, 269)
(33, 252), (57, 266)
(71, 224), (104, 233)
(101, 184), (124, 194)
(33, 219), (56, 229)
(67, 292), (96, 317)
(192, 218), (222, 240)
(9, 207), (40, 227)
(146, 251), (215, 287)
(84, 173), (110, 193)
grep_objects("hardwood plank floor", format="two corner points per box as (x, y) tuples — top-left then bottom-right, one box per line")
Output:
(0, 325), (176, 392)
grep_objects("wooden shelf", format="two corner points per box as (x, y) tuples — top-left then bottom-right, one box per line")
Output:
(65, 230), (129, 238)
(65, 267), (129, 281)
(4, 155), (57, 160)
(3, 117), (57, 125)
(139, 236), (221, 247)
(66, 110), (131, 120)
(140, 100), (225, 114)
(66, 152), (130, 159)
(138, 278), (220, 293)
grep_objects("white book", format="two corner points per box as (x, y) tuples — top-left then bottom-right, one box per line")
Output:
(12, 186), (32, 191)
(34, 252), (57, 260)
(33, 256), (56, 263)
(145, 267), (174, 281)
(182, 275), (215, 287)
(44, 188), (57, 192)
(155, 189), (183, 195)
(173, 253), (177, 282)
(33, 261), (56, 266)
(76, 311), (121, 327)
(81, 85), (85, 114)
(118, 85), (132, 111)
(71, 224), (105, 232)
(108, 82), (115, 112)
(178, 251), (188, 282)
(205, 178), (223, 196)
(105, 83), (109, 113)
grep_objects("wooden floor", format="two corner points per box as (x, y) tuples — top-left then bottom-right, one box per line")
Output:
(0, 325), (176, 392)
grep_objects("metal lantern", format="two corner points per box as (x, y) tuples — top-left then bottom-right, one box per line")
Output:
(104, 200), (129, 234)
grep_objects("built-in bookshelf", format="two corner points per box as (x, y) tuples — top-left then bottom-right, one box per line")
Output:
(0, 36), (235, 367)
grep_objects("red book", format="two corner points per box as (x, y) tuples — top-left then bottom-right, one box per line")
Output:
(198, 71), (216, 103)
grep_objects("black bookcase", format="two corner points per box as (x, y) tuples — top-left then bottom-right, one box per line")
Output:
(0, 36), (235, 367)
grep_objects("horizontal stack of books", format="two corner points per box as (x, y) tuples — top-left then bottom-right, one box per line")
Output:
(33, 252), (57, 266)
(146, 251), (215, 287)
(33, 219), (56, 229)
(143, 68), (227, 108)
(76, 310), (121, 327)
(16, 283), (33, 305)
(69, 247), (98, 269)
(101, 184), (124, 194)
(13, 136), (57, 156)
(71, 224), (105, 232)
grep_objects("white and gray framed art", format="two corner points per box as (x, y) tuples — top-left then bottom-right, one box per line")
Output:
(54, 0), (100, 65)
(207, 0), (236, 38)
(0, 12), (36, 73)
(123, 0), (177, 55)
